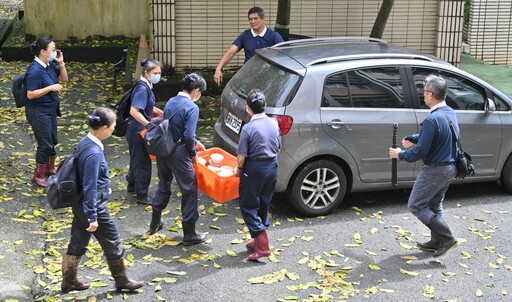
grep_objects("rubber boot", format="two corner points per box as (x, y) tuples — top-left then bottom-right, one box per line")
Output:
(61, 253), (90, 293)
(33, 163), (48, 187)
(182, 221), (206, 246)
(147, 210), (163, 235)
(428, 215), (458, 257)
(246, 239), (255, 250)
(417, 231), (439, 252)
(248, 230), (271, 261)
(45, 156), (57, 176)
(107, 258), (143, 291)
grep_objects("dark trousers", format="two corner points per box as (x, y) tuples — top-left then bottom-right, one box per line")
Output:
(408, 164), (456, 225)
(238, 158), (278, 238)
(152, 144), (199, 223)
(25, 106), (58, 164)
(67, 188), (124, 260)
(125, 119), (151, 195)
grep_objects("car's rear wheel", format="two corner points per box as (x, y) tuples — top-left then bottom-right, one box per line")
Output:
(500, 154), (512, 193)
(289, 160), (347, 216)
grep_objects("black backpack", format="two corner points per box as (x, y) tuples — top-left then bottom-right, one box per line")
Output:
(46, 143), (95, 209)
(112, 80), (150, 137)
(12, 73), (28, 108)
(143, 103), (186, 157)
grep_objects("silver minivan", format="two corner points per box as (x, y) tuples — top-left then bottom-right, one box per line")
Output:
(213, 37), (512, 216)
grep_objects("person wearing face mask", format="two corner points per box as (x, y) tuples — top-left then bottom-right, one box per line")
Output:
(25, 36), (68, 187)
(147, 73), (207, 246)
(125, 58), (163, 204)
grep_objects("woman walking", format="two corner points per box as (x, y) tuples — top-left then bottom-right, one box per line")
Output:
(148, 73), (207, 246)
(26, 36), (68, 187)
(235, 89), (281, 261)
(61, 107), (143, 292)
(125, 58), (163, 203)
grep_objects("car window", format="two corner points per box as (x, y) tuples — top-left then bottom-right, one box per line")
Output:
(411, 67), (487, 111)
(227, 56), (300, 108)
(322, 67), (404, 108)
(493, 94), (511, 111)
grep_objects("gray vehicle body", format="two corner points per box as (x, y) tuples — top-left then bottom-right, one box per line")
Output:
(213, 37), (512, 216)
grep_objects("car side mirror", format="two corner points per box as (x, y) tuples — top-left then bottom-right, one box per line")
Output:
(485, 98), (496, 113)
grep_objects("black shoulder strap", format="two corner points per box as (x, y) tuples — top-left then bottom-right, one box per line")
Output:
(131, 80), (152, 119)
(440, 111), (464, 152)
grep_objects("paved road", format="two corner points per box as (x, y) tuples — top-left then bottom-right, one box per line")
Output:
(1, 62), (512, 302)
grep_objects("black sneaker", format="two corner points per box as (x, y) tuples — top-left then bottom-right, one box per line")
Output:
(136, 193), (152, 205)
(127, 184), (135, 193)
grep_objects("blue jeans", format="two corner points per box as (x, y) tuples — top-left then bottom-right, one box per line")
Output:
(152, 144), (199, 223)
(238, 158), (278, 238)
(408, 164), (456, 225)
(125, 118), (152, 195)
(25, 106), (58, 164)
(68, 188), (124, 260)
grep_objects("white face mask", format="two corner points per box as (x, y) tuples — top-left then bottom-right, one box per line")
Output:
(48, 50), (57, 62)
(150, 74), (161, 84)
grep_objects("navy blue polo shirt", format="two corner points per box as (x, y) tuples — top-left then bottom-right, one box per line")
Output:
(233, 27), (284, 62)
(25, 59), (61, 109)
(131, 78), (155, 120)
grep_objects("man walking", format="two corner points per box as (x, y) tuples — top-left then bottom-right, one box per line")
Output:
(389, 74), (458, 257)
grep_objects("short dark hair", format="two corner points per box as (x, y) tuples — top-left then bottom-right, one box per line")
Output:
(88, 107), (116, 129)
(30, 36), (53, 56)
(247, 89), (266, 114)
(248, 6), (265, 18)
(181, 73), (207, 93)
(424, 74), (447, 101)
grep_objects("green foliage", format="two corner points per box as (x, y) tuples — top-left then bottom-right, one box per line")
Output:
(464, 0), (471, 23)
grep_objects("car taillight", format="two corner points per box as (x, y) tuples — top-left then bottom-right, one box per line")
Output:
(268, 114), (293, 136)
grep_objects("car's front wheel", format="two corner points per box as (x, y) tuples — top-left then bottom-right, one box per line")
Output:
(289, 160), (347, 216)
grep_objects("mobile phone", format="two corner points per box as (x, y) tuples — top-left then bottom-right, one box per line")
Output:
(56, 50), (61, 58)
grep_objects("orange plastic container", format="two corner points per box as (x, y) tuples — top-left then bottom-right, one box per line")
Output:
(194, 147), (239, 203)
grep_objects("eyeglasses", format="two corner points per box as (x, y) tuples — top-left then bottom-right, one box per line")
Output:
(423, 89), (433, 95)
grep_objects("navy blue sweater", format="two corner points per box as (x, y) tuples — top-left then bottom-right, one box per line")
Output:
(399, 105), (459, 164)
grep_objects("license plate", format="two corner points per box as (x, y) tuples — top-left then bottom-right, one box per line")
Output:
(225, 112), (242, 134)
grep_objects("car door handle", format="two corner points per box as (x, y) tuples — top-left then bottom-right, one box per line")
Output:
(327, 119), (344, 129)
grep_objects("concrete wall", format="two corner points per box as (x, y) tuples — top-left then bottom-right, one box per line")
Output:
(24, 0), (149, 40)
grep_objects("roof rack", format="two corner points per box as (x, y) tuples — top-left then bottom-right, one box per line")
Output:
(307, 53), (434, 66)
(272, 36), (387, 48)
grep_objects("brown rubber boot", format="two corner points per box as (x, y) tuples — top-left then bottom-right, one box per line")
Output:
(33, 163), (48, 187)
(107, 258), (144, 291)
(61, 253), (90, 293)
(248, 230), (271, 261)
(45, 156), (57, 176)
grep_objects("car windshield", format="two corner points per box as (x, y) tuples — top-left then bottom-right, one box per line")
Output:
(227, 56), (301, 107)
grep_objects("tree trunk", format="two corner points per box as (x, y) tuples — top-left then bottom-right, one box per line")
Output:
(370, 0), (395, 39)
(275, 0), (291, 40)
